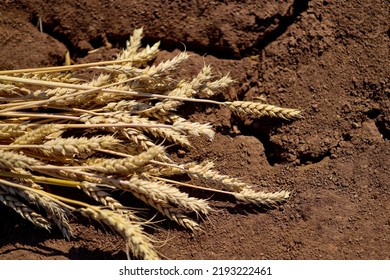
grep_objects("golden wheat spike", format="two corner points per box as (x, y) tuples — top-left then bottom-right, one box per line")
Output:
(79, 182), (140, 221)
(0, 150), (42, 171)
(86, 146), (164, 175)
(12, 124), (61, 145)
(234, 188), (290, 206)
(79, 207), (159, 260)
(0, 124), (27, 140)
(228, 101), (302, 120)
(0, 190), (51, 230)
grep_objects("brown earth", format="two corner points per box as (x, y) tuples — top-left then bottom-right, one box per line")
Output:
(0, 0), (389, 260)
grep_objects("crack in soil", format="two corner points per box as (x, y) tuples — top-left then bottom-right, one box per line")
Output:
(29, 13), (76, 57)
(29, 0), (312, 61)
(255, 0), (311, 53)
(144, 0), (312, 60)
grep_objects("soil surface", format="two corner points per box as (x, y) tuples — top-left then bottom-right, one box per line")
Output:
(0, 0), (389, 260)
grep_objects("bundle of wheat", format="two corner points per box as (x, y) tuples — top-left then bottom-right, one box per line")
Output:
(0, 28), (300, 259)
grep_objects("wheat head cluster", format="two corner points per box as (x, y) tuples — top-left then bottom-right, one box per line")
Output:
(0, 28), (300, 260)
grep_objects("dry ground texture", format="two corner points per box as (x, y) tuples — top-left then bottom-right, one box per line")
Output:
(0, 0), (389, 259)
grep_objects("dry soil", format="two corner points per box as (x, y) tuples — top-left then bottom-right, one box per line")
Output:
(0, 0), (389, 259)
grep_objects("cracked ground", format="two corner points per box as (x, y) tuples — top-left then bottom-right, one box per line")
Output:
(0, 0), (389, 259)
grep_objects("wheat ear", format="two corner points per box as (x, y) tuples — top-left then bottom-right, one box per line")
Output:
(117, 28), (144, 61)
(146, 198), (200, 231)
(99, 175), (211, 216)
(139, 77), (203, 117)
(86, 146), (164, 175)
(143, 164), (187, 177)
(37, 135), (120, 157)
(12, 124), (62, 145)
(0, 150), (42, 171)
(0, 83), (31, 96)
(228, 101), (301, 119)
(0, 124), (28, 140)
(173, 118), (215, 140)
(20, 72), (81, 84)
(200, 75), (234, 97)
(131, 42), (161, 65)
(24, 190), (72, 239)
(114, 129), (171, 162)
(141, 52), (189, 78)
(116, 183), (200, 231)
(79, 182), (140, 221)
(2, 182), (73, 239)
(102, 100), (148, 113)
(79, 113), (190, 147)
(66, 171), (199, 230)
(234, 188), (290, 206)
(186, 161), (248, 192)
(79, 207), (159, 260)
(0, 189), (51, 230)
(123, 115), (191, 147)
(143, 160), (216, 179)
